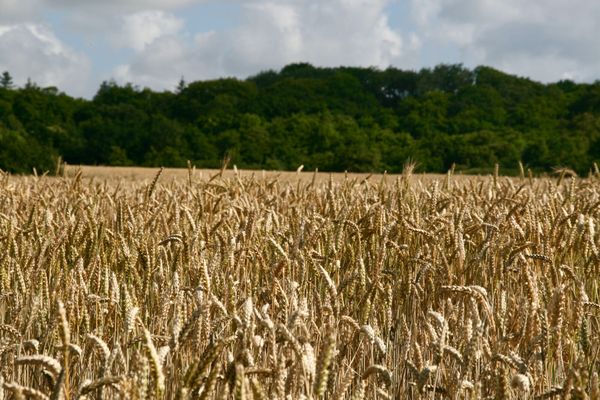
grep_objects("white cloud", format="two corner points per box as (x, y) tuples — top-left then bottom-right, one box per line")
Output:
(114, 32), (226, 90)
(114, 36), (191, 90)
(0, 0), (41, 23)
(113, 0), (413, 91)
(116, 10), (183, 51)
(411, 0), (600, 82)
(0, 24), (91, 96)
(5, 0), (600, 98)
(50, 0), (205, 13)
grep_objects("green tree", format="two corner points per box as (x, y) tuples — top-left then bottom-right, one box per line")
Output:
(176, 76), (187, 93)
(4, 62), (600, 175)
(0, 127), (57, 173)
(1, 71), (13, 89)
(238, 114), (269, 168)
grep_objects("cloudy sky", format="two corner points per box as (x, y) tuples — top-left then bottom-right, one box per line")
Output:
(0, 0), (596, 98)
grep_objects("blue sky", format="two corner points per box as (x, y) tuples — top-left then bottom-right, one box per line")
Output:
(0, 0), (597, 98)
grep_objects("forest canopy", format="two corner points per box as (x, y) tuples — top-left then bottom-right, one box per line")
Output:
(1, 63), (600, 174)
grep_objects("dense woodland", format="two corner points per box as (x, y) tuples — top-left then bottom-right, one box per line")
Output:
(1, 63), (600, 174)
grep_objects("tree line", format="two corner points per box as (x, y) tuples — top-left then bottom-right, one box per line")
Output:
(1, 63), (600, 175)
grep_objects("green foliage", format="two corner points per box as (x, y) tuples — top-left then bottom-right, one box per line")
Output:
(1, 64), (600, 175)
(0, 127), (57, 173)
(1, 71), (13, 90)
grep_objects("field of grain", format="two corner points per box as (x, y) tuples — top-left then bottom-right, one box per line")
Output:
(0, 166), (598, 399)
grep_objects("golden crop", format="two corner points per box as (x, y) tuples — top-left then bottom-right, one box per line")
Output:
(0, 167), (598, 399)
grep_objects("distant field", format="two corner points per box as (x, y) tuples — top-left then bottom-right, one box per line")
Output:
(64, 164), (478, 184)
(64, 164), (415, 182)
(0, 165), (596, 399)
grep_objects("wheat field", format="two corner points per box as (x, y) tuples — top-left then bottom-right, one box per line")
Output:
(0, 166), (598, 399)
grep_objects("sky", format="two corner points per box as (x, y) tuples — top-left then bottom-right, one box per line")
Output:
(0, 0), (597, 98)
